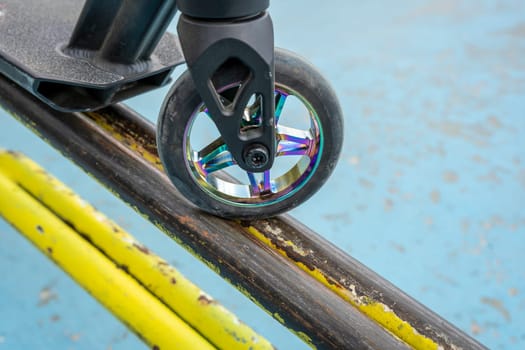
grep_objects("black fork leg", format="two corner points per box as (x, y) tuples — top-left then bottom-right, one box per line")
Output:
(176, 0), (276, 173)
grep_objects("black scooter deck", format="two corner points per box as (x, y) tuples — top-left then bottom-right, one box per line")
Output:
(0, 0), (184, 111)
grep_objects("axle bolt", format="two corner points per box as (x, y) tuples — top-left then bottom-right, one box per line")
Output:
(243, 144), (270, 170)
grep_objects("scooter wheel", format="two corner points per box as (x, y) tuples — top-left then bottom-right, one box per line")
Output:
(157, 48), (343, 219)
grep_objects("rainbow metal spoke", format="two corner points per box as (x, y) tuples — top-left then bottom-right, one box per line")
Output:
(247, 172), (260, 195)
(277, 125), (313, 157)
(263, 170), (272, 192)
(274, 91), (288, 124)
(196, 138), (235, 174)
(247, 170), (274, 195)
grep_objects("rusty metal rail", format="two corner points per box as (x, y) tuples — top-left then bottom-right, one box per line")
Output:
(0, 73), (486, 350)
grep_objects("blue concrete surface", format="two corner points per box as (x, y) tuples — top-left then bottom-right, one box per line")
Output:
(1, 1), (524, 349)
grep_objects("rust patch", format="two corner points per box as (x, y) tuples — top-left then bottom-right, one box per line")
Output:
(198, 294), (215, 305)
(177, 215), (200, 232)
(133, 243), (150, 255)
(36, 225), (44, 233)
(47, 247), (53, 254)
(170, 277), (177, 284)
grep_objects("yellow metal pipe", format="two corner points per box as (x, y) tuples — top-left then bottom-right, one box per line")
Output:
(0, 162), (215, 350)
(0, 150), (274, 350)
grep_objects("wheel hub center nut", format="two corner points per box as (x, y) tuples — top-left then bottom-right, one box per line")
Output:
(243, 144), (269, 170)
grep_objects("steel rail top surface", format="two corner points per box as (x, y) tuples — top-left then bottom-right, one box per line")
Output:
(0, 73), (487, 350)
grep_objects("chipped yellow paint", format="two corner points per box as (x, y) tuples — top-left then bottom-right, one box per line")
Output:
(245, 224), (440, 350)
(283, 239), (307, 256)
(359, 303), (438, 349)
(86, 113), (164, 171)
(295, 331), (315, 348)
(0, 150), (274, 350)
(273, 312), (285, 324)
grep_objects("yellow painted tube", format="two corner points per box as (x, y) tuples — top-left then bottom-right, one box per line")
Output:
(0, 167), (215, 350)
(0, 151), (274, 350)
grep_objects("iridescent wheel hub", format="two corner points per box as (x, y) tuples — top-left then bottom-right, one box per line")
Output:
(183, 84), (324, 207)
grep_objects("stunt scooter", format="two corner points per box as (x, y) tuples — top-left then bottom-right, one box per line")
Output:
(0, 0), (343, 219)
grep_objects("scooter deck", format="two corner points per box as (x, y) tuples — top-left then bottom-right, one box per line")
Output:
(0, 0), (184, 112)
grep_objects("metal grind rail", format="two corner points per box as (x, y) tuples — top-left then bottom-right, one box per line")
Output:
(0, 73), (486, 350)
